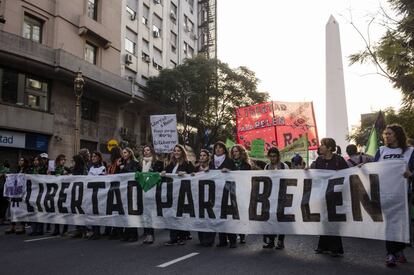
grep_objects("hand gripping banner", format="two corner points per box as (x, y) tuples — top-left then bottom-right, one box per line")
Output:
(10, 161), (409, 243)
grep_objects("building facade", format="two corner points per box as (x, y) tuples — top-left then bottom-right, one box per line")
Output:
(0, 0), (216, 170)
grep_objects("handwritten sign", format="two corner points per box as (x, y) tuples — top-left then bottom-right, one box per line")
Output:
(150, 114), (178, 153)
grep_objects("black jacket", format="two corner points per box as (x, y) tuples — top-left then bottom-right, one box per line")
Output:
(165, 161), (194, 174)
(313, 154), (348, 170)
(150, 160), (164, 173)
(209, 156), (236, 170)
(121, 159), (142, 173)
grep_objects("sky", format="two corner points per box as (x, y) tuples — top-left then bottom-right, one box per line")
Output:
(217, 0), (402, 138)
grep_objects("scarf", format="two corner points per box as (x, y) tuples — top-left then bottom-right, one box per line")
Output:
(142, 157), (153, 173)
(214, 154), (226, 169)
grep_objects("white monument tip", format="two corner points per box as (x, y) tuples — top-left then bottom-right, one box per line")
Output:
(327, 15), (337, 26)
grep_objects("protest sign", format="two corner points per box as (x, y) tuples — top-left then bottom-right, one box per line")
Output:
(10, 161), (409, 243)
(4, 174), (25, 198)
(150, 114), (178, 153)
(250, 139), (265, 158)
(236, 101), (319, 152)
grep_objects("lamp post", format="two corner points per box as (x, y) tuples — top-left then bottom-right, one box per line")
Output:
(73, 71), (85, 156)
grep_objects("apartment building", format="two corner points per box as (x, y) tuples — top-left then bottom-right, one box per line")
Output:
(0, 0), (216, 169)
(120, 0), (199, 90)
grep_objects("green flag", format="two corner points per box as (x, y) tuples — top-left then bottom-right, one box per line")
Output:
(250, 139), (265, 158)
(280, 134), (309, 165)
(135, 172), (162, 192)
(365, 127), (379, 157)
(225, 138), (235, 149)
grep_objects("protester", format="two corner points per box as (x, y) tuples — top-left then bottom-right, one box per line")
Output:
(210, 141), (237, 248)
(70, 154), (88, 238)
(195, 149), (212, 246)
(78, 148), (91, 172)
(262, 147), (289, 250)
(28, 155), (47, 236)
(141, 145), (164, 244)
(231, 144), (251, 244)
(162, 144), (194, 246)
(291, 154), (306, 169)
(0, 161), (10, 225)
(345, 144), (373, 167)
(50, 154), (69, 236)
(373, 124), (414, 267)
(5, 157), (30, 235)
(106, 146), (123, 239)
(312, 138), (348, 257)
(120, 147), (142, 242)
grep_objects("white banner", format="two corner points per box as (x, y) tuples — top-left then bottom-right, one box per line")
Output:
(10, 161), (410, 242)
(150, 114), (178, 153)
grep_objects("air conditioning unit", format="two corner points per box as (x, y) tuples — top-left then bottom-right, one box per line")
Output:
(125, 54), (133, 64)
(130, 13), (136, 21)
(153, 30), (160, 38)
(153, 0), (161, 4)
(170, 11), (177, 20)
(143, 55), (151, 63)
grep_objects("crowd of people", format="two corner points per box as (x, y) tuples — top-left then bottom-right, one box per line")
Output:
(0, 123), (413, 267)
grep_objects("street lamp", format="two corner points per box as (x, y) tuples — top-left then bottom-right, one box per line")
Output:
(73, 70), (85, 155)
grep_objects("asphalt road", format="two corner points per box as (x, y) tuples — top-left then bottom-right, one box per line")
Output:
(1, 225), (413, 275)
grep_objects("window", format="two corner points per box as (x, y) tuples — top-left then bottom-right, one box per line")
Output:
(87, 0), (98, 21)
(81, 97), (99, 122)
(126, 6), (136, 20)
(142, 4), (149, 26)
(125, 29), (137, 55)
(125, 38), (136, 55)
(169, 60), (177, 68)
(152, 60), (162, 71)
(170, 31), (177, 53)
(170, 3), (177, 24)
(23, 14), (43, 43)
(188, 45), (194, 58)
(152, 14), (162, 38)
(188, 0), (194, 14)
(184, 42), (188, 56)
(142, 38), (149, 52)
(0, 68), (18, 104)
(24, 77), (48, 111)
(85, 42), (97, 64)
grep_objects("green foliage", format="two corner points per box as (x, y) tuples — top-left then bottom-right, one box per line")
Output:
(348, 108), (414, 145)
(147, 56), (269, 150)
(349, 0), (414, 107)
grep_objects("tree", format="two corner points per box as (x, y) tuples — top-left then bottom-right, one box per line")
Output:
(348, 108), (414, 145)
(348, 0), (414, 108)
(147, 56), (269, 151)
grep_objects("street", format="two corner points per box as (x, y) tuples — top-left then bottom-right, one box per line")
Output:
(1, 225), (413, 275)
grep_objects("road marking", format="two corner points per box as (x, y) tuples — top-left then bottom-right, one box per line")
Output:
(157, 252), (199, 268)
(24, 236), (59, 242)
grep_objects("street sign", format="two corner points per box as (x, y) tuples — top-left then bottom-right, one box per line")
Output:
(107, 139), (118, 152)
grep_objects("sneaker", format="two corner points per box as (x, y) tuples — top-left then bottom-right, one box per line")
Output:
(164, 240), (178, 246)
(385, 254), (397, 267)
(262, 243), (275, 249)
(143, 235), (154, 244)
(275, 240), (284, 250)
(396, 251), (407, 263)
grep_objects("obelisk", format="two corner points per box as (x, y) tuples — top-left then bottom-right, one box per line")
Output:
(326, 15), (349, 153)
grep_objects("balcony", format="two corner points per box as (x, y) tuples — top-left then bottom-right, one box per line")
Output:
(78, 15), (113, 49)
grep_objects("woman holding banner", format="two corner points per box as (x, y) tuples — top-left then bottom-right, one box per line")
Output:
(312, 138), (348, 257)
(141, 145), (164, 244)
(50, 154), (69, 237)
(163, 144), (194, 246)
(88, 151), (107, 240)
(262, 147), (289, 250)
(373, 124), (414, 267)
(120, 147), (142, 242)
(231, 144), (251, 244)
(209, 141), (237, 248)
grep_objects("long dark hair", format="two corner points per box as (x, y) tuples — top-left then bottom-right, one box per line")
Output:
(386, 124), (408, 152)
(110, 146), (122, 163)
(72, 154), (86, 175)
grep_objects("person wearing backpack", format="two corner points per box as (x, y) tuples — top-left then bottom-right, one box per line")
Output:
(262, 147), (289, 250)
(312, 138), (348, 257)
(346, 144), (373, 167)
